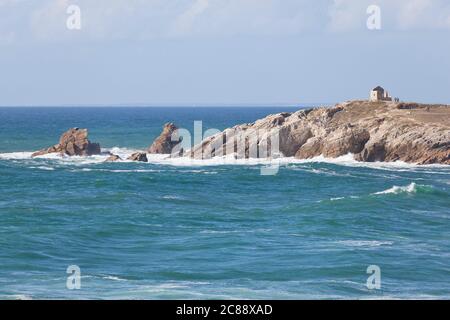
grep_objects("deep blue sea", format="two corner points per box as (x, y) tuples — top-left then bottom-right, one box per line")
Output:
(0, 107), (449, 299)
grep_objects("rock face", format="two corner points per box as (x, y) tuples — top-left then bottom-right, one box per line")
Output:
(32, 128), (101, 157)
(183, 101), (450, 165)
(105, 154), (121, 162)
(148, 123), (182, 155)
(127, 152), (148, 162)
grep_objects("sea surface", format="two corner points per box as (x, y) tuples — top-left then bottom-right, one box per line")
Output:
(0, 107), (449, 299)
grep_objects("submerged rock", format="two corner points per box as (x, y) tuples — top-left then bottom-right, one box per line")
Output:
(127, 152), (148, 162)
(148, 123), (182, 155)
(32, 128), (101, 158)
(178, 100), (450, 165)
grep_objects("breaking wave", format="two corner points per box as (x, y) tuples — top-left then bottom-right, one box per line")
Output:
(373, 182), (435, 195)
(0, 150), (449, 172)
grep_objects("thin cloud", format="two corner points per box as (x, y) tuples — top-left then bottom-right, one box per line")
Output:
(170, 0), (210, 36)
(328, 0), (450, 32)
(1, 0), (450, 45)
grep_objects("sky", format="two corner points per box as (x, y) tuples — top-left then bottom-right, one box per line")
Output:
(0, 0), (449, 106)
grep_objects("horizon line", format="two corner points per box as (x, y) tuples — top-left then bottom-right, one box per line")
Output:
(0, 102), (337, 108)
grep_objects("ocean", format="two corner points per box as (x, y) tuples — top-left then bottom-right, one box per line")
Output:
(0, 107), (449, 299)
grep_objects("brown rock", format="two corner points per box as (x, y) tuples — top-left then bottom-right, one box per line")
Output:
(321, 128), (370, 158)
(295, 137), (323, 159)
(105, 154), (121, 162)
(127, 152), (148, 162)
(31, 145), (59, 158)
(278, 125), (313, 157)
(355, 142), (386, 162)
(32, 128), (101, 157)
(148, 123), (182, 155)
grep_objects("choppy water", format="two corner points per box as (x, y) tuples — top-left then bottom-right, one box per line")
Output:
(0, 107), (449, 299)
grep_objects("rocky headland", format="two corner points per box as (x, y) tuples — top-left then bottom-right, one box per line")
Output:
(172, 100), (449, 165)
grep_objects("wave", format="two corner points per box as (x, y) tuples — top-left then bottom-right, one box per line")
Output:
(373, 182), (434, 195)
(101, 275), (127, 282)
(199, 228), (272, 234)
(0, 151), (110, 165)
(1, 149), (449, 171)
(0, 147), (141, 165)
(29, 166), (55, 171)
(336, 240), (394, 247)
(327, 196), (360, 201)
(0, 152), (34, 160)
(72, 168), (161, 173)
(161, 195), (184, 200)
(330, 197), (345, 201)
(319, 183), (444, 203)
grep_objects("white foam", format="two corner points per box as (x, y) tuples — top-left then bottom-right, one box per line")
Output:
(104, 169), (159, 173)
(330, 197), (345, 201)
(32, 152), (112, 165)
(139, 153), (346, 167)
(0, 152), (33, 160)
(200, 228), (272, 234)
(373, 182), (419, 195)
(146, 153), (277, 167)
(319, 195), (360, 203)
(29, 166), (55, 171)
(106, 147), (143, 161)
(287, 154), (446, 170)
(1, 149), (449, 172)
(150, 152), (449, 171)
(70, 168), (160, 173)
(337, 240), (394, 247)
(161, 195), (183, 200)
(102, 275), (127, 282)
(0, 147), (142, 164)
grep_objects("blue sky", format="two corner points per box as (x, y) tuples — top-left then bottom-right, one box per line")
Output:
(0, 0), (449, 106)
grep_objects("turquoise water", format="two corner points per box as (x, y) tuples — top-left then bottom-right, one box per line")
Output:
(0, 107), (449, 299)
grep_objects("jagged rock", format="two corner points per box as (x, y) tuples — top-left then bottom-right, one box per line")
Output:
(178, 100), (450, 165)
(354, 141), (386, 162)
(278, 125), (313, 157)
(295, 137), (323, 159)
(148, 123), (182, 155)
(105, 154), (121, 162)
(32, 128), (101, 157)
(321, 128), (370, 158)
(127, 152), (148, 162)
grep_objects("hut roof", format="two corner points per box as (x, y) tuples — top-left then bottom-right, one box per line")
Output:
(372, 86), (384, 92)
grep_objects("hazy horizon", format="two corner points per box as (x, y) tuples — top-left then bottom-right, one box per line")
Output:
(0, 102), (334, 108)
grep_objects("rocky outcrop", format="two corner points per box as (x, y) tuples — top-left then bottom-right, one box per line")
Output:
(105, 154), (121, 162)
(148, 123), (182, 155)
(296, 127), (370, 159)
(127, 152), (148, 162)
(181, 101), (450, 165)
(32, 128), (101, 157)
